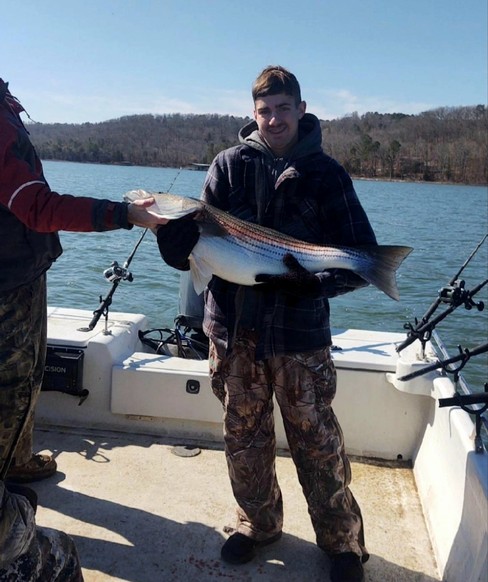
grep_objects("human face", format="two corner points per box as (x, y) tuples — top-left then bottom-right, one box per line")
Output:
(253, 93), (306, 157)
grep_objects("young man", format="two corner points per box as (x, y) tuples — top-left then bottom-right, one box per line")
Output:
(0, 79), (168, 580)
(157, 66), (377, 582)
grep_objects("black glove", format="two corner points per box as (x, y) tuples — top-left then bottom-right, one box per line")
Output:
(321, 269), (368, 298)
(255, 253), (322, 298)
(157, 216), (200, 271)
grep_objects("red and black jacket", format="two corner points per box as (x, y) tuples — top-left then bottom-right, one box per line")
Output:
(0, 79), (130, 292)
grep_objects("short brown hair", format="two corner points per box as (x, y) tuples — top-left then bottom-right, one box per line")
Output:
(252, 65), (302, 105)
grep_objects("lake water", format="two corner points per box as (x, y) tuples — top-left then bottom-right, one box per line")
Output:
(43, 161), (488, 391)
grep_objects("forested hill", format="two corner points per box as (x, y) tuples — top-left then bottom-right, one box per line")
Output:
(28, 105), (487, 185)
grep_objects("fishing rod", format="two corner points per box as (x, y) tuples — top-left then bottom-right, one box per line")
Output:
(396, 234), (487, 353)
(78, 228), (148, 333)
(79, 170), (184, 333)
(398, 341), (488, 382)
(418, 234), (486, 323)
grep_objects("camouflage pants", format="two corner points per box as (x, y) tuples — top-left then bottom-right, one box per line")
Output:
(0, 526), (83, 582)
(0, 275), (47, 476)
(209, 331), (367, 558)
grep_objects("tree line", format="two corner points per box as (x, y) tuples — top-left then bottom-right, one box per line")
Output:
(28, 105), (487, 184)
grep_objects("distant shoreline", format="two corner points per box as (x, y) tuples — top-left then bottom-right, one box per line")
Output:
(41, 158), (488, 188)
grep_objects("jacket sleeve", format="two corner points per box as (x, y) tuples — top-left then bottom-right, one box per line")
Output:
(0, 100), (131, 233)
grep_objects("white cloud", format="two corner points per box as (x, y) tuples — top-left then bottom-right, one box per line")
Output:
(20, 84), (435, 124)
(308, 89), (433, 120)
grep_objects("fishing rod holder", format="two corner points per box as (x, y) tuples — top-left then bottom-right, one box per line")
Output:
(397, 341), (488, 452)
(398, 278), (487, 354)
(103, 261), (134, 283)
(440, 343), (488, 383)
(79, 260), (136, 333)
(439, 384), (488, 454)
(398, 341), (488, 383)
(78, 228), (148, 334)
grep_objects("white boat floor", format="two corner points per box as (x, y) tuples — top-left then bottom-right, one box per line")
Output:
(30, 427), (441, 582)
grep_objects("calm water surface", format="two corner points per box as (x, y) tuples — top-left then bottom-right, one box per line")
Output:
(43, 161), (488, 391)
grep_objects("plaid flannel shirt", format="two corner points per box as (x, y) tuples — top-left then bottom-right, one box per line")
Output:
(202, 114), (377, 359)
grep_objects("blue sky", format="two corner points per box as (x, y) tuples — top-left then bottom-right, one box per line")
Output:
(2, 0), (487, 123)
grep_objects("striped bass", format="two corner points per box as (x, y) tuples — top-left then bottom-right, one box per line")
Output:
(124, 189), (413, 300)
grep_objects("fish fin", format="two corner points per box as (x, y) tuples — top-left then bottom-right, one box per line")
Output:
(200, 220), (227, 237)
(198, 206), (230, 237)
(354, 245), (413, 301)
(189, 255), (213, 295)
(123, 189), (153, 202)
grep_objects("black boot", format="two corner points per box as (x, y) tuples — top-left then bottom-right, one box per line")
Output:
(221, 532), (282, 564)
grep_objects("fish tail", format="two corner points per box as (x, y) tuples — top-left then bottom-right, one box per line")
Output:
(355, 245), (413, 301)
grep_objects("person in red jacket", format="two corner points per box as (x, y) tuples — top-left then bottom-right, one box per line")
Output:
(0, 78), (168, 485)
(0, 78), (170, 580)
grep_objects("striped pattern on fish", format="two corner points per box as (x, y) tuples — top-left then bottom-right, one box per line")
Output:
(124, 189), (413, 300)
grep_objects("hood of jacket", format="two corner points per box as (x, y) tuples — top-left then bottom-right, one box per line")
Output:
(0, 79), (28, 119)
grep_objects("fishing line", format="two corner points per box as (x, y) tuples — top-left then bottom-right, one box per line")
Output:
(166, 168), (183, 193)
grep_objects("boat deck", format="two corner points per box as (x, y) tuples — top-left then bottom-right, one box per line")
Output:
(31, 426), (441, 582)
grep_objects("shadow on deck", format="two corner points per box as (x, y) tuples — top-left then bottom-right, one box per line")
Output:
(31, 428), (440, 581)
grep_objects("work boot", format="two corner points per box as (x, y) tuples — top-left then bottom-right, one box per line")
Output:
(6, 453), (57, 483)
(221, 532), (282, 564)
(329, 552), (365, 582)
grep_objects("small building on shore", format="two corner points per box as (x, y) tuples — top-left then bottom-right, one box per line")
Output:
(189, 163), (210, 171)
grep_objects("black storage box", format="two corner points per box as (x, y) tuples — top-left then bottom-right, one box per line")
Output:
(42, 345), (84, 395)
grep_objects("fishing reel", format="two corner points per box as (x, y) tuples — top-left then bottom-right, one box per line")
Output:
(438, 279), (484, 311)
(397, 236), (487, 354)
(103, 261), (133, 283)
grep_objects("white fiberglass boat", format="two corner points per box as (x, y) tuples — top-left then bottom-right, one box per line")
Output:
(33, 272), (487, 582)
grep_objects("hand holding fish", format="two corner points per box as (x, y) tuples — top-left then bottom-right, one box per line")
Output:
(127, 197), (171, 228)
(256, 256), (366, 298)
(255, 253), (322, 297)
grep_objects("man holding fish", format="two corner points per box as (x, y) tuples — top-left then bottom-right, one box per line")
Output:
(156, 66), (403, 582)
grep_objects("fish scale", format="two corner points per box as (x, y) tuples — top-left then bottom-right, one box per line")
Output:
(201, 204), (376, 268)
